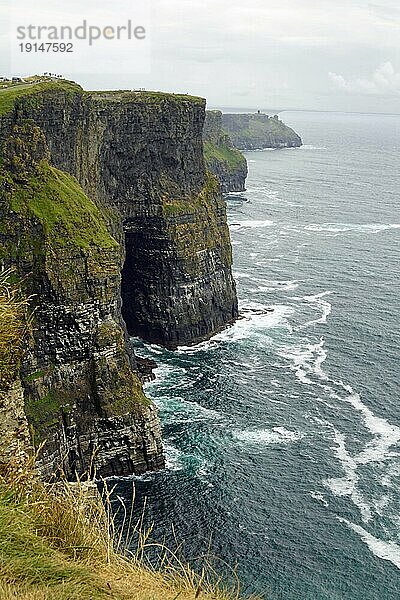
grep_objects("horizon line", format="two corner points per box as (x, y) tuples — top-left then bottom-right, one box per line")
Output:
(209, 105), (400, 117)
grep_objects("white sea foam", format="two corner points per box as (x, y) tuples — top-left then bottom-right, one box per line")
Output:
(230, 220), (274, 230)
(233, 426), (304, 446)
(301, 145), (327, 150)
(328, 382), (400, 466)
(286, 346), (400, 522)
(239, 302), (293, 331)
(163, 443), (185, 472)
(324, 429), (372, 522)
(382, 463), (400, 488)
(281, 333), (400, 472)
(277, 332), (400, 522)
(175, 340), (214, 355)
(177, 302), (293, 353)
(305, 223), (400, 235)
(339, 518), (400, 570)
(278, 337), (327, 385)
(292, 291), (333, 330)
(310, 491), (329, 507)
(144, 363), (186, 389)
(254, 279), (300, 293)
(159, 397), (223, 423)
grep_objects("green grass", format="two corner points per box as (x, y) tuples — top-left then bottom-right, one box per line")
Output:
(24, 391), (64, 433)
(5, 163), (118, 250)
(0, 271), (30, 390)
(203, 141), (246, 171)
(88, 90), (205, 106)
(161, 170), (220, 217)
(0, 78), (204, 116)
(223, 114), (301, 149)
(0, 471), (261, 600)
(0, 80), (82, 116)
(25, 370), (46, 383)
(0, 486), (111, 600)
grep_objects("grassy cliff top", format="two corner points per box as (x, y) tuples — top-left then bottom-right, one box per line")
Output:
(2, 163), (118, 250)
(88, 89), (205, 106)
(203, 141), (246, 171)
(0, 79), (82, 116)
(0, 468), (259, 600)
(0, 77), (205, 115)
(222, 113), (302, 149)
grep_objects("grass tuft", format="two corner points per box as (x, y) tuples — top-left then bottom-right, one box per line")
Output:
(0, 276), (260, 599)
(203, 141), (246, 171)
(0, 270), (30, 390)
(0, 465), (262, 600)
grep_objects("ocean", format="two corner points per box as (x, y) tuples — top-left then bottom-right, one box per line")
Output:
(117, 110), (400, 599)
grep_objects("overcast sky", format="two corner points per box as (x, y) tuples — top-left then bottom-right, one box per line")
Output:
(1, 0), (400, 112)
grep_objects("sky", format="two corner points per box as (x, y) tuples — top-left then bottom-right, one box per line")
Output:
(1, 0), (400, 112)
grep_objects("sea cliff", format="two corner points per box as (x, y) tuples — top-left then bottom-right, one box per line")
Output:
(222, 112), (302, 150)
(203, 110), (248, 193)
(0, 80), (238, 479)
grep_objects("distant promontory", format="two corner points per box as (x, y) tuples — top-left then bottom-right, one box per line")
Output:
(222, 112), (302, 150)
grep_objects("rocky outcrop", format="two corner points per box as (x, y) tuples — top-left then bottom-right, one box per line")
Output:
(8, 88), (238, 348)
(203, 110), (248, 193)
(0, 81), (238, 478)
(222, 113), (302, 150)
(0, 120), (164, 479)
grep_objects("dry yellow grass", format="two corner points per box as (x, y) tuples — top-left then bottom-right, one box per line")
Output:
(0, 461), (260, 600)
(0, 269), (30, 390)
(0, 269), (262, 600)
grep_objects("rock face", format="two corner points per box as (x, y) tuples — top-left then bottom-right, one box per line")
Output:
(203, 110), (248, 193)
(222, 113), (302, 150)
(10, 89), (238, 348)
(0, 121), (164, 479)
(0, 82), (238, 478)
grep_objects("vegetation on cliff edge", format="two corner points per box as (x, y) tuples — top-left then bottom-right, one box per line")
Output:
(1, 162), (118, 251)
(0, 271), (29, 390)
(0, 80), (82, 116)
(0, 265), (258, 600)
(0, 77), (205, 116)
(88, 89), (205, 107)
(0, 467), (260, 600)
(203, 141), (246, 171)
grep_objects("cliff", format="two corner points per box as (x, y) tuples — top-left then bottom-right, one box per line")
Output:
(222, 113), (302, 150)
(203, 110), (248, 193)
(0, 121), (164, 479)
(0, 79), (238, 479)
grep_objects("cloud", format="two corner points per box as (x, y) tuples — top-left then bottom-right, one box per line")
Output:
(368, 3), (400, 22)
(329, 62), (400, 95)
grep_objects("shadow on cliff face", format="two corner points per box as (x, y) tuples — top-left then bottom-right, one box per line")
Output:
(121, 226), (239, 350)
(120, 177), (239, 351)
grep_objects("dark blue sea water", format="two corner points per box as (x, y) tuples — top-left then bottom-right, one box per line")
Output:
(121, 111), (400, 599)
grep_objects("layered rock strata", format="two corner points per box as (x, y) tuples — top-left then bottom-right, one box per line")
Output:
(0, 81), (238, 478)
(203, 110), (248, 193)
